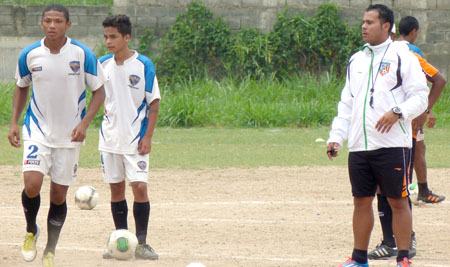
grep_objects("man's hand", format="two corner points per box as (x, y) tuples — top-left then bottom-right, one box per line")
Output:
(412, 112), (427, 134)
(71, 121), (89, 142)
(138, 135), (152, 155)
(8, 123), (21, 148)
(375, 110), (400, 133)
(327, 142), (339, 161)
(426, 111), (436, 128)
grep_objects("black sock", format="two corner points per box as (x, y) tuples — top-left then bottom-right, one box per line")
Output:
(377, 194), (396, 247)
(21, 190), (40, 235)
(397, 249), (409, 262)
(44, 201), (67, 255)
(133, 201), (150, 244)
(352, 249), (367, 264)
(111, 200), (128, 230)
(418, 182), (429, 196)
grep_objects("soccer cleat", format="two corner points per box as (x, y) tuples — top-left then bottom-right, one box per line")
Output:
(21, 225), (40, 262)
(397, 257), (412, 267)
(102, 251), (113, 259)
(338, 257), (369, 267)
(417, 191), (445, 203)
(409, 231), (417, 258)
(135, 244), (159, 260)
(42, 252), (55, 267)
(368, 241), (397, 260)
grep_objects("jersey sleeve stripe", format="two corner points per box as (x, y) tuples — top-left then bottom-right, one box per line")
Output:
(99, 54), (114, 64)
(70, 39), (98, 76)
(137, 54), (156, 93)
(18, 41), (41, 78)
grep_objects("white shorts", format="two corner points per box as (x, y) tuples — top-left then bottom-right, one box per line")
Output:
(100, 151), (149, 183)
(22, 141), (80, 186)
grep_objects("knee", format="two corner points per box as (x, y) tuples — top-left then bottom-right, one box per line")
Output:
(132, 182), (148, 201)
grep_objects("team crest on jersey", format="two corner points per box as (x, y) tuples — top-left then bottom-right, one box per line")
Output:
(69, 61), (81, 74)
(137, 161), (147, 172)
(379, 62), (390, 76)
(129, 75), (141, 89)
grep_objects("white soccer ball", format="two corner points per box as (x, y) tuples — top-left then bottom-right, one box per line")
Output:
(409, 182), (422, 206)
(107, 229), (139, 260)
(74, 186), (99, 210)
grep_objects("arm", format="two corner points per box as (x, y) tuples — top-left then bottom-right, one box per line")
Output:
(8, 86), (30, 147)
(138, 99), (160, 155)
(71, 86), (105, 142)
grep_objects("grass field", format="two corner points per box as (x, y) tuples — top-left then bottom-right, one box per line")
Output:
(1, 126), (450, 169)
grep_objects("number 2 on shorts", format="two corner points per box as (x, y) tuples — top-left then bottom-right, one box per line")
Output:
(27, 145), (38, 159)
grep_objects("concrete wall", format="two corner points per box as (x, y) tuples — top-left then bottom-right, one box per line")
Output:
(1, 0), (450, 80)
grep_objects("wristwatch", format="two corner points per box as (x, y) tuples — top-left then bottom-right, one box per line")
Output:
(392, 107), (402, 118)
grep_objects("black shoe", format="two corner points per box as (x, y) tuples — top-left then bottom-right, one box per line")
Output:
(417, 191), (445, 203)
(409, 231), (416, 258)
(368, 241), (397, 260)
(135, 244), (159, 260)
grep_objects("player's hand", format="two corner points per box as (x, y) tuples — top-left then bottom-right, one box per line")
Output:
(71, 121), (88, 142)
(375, 110), (399, 133)
(138, 135), (152, 155)
(412, 112), (427, 134)
(327, 142), (339, 161)
(426, 111), (436, 128)
(8, 123), (21, 148)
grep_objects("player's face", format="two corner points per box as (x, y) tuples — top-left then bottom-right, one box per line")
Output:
(41, 10), (71, 41)
(104, 27), (130, 54)
(362, 10), (390, 45)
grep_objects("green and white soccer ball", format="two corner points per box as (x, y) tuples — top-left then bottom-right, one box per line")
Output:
(409, 182), (422, 206)
(74, 185), (99, 210)
(107, 229), (139, 260)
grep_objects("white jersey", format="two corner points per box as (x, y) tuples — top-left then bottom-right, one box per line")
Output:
(98, 51), (161, 154)
(16, 37), (107, 148)
(327, 38), (428, 152)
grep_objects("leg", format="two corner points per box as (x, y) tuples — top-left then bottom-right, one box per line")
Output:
(110, 181), (128, 230)
(415, 141), (445, 203)
(387, 196), (412, 262)
(353, 196), (375, 250)
(44, 181), (69, 255)
(131, 181), (150, 244)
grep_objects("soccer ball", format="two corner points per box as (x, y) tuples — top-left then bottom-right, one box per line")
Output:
(107, 229), (139, 260)
(409, 182), (422, 206)
(74, 186), (99, 210)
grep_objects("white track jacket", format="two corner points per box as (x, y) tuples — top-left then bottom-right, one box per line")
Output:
(327, 38), (428, 152)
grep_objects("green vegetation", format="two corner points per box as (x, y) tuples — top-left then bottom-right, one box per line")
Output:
(0, 0), (112, 5)
(139, 1), (363, 84)
(1, 126), (450, 169)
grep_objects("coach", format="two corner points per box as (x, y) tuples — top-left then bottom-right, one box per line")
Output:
(326, 4), (428, 267)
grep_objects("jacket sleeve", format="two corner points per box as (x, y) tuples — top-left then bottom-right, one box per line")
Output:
(397, 51), (429, 121)
(327, 64), (353, 148)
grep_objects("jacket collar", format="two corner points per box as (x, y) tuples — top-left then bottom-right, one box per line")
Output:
(362, 38), (392, 54)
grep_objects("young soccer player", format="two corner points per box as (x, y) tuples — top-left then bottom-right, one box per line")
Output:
(8, 4), (107, 267)
(99, 14), (160, 260)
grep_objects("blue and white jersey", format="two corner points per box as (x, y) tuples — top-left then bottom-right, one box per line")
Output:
(16, 37), (107, 148)
(98, 51), (161, 154)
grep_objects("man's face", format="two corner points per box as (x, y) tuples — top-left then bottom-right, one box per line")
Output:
(104, 27), (130, 54)
(41, 10), (71, 41)
(362, 10), (390, 45)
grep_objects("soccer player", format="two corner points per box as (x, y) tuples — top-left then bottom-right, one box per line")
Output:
(327, 4), (429, 267)
(8, 4), (107, 267)
(369, 16), (446, 260)
(99, 14), (160, 260)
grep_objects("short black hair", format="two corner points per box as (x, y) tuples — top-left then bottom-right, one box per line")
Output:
(42, 4), (70, 22)
(399, 16), (419, 36)
(102, 14), (132, 37)
(366, 4), (394, 33)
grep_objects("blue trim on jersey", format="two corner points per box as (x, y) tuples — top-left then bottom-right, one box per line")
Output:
(70, 39), (98, 76)
(18, 41), (41, 78)
(137, 54), (156, 93)
(132, 100), (147, 125)
(78, 91), (87, 119)
(99, 54), (114, 64)
(100, 124), (106, 142)
(131, 116), (148, 145)
(31, 91), (44, 117)
(407, 43), (423, 57)
(24, 105), (45, 137)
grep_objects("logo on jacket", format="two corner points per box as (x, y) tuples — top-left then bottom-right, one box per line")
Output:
(129, 75), (141, 89)
(69, 61), (81, 75)
(137, 161), (147, 172)
(379, 62), (390, 76)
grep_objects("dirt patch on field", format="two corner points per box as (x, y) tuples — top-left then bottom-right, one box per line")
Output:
(0, 166), (449, 267)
